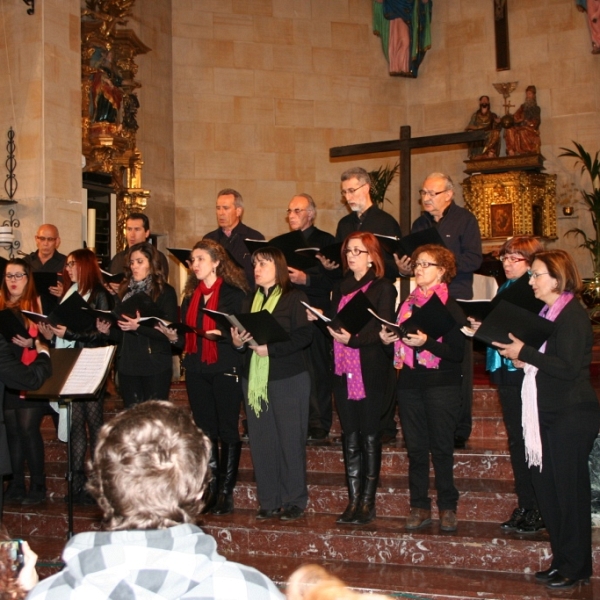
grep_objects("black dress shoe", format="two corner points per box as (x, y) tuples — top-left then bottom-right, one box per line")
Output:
(515, 508), (545, 534)
(500, 507), (527, 530)
(256, 508), (280, 520)
(280, 505), (305, 521)
(534, 567), (558, 582)
(453, 436), (467, 449)
(546, 573), (589, 589)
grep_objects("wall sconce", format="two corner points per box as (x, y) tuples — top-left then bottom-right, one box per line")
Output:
(0, 209), (20, 258)
(22, 0), (34, 15)
(0, 127), (18, 205)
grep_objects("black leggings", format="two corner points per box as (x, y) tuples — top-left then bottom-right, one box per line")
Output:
(4, 405), (47, 483)
(70, 396), (104, 493)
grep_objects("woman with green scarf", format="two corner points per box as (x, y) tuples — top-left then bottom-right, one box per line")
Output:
(231, 247), (313, 522)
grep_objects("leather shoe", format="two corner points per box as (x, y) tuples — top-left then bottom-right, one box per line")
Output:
(515, 508), (545, 534)
(500, 507), (527, 531)
(440, 509), (458, 532)
(534, 567), (558, 582)
(280, 505), (304, 521)
(256, 508), (280, 520)
(546, 573), (589, 589)
(405, 507), (431, 530)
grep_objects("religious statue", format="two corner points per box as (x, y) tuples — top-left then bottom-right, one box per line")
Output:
(89, 49), (123, 125)
(576, 0), (600, 54)
(504, 85), (541, 157)
(373, 0), (432, 78)
(465, 96), (502, 158)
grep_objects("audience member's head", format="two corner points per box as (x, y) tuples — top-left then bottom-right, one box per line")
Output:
(87, 400), (211, 531)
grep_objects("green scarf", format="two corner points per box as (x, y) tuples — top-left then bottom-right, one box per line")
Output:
(247, 285), (282, 417)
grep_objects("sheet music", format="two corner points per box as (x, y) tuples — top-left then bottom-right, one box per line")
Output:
(60, 347), (115, 396)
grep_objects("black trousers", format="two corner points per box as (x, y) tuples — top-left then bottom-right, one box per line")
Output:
(532, 403), (600, 581)
(498, 384), (537, 510)
(398, 385), (461, 511)
(334, 374), (384, 436)
(455, 339), (473, 440)
(186, 370), (242, 443)
(118, 368), (172, 408)
(306, 327), (333, 432)
(243, 372), (310, 511)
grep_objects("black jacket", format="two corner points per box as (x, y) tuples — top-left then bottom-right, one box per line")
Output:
(63, 285), (113, 349)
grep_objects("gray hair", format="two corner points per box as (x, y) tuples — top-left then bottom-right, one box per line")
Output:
(217, 188), (244, 209)
(294, 193), (317, 216)
(341, 167), (372, 187)
(425, 172), (454, 192)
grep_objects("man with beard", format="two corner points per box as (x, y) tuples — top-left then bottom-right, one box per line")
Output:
(465, 96), (501, 158)
(504, 86), (542, 156)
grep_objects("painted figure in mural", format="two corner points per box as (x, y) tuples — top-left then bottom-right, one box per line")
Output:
(373, 0), (432, 78)
(504, 86), (541, 157)
(465, 96), (502, 159)
(576, 0), (600, 54)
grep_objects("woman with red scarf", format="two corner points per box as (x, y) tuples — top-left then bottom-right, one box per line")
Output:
(380, 244), (466, 533)
(180, 240), (249, 515)
(309, 232), (396, 526)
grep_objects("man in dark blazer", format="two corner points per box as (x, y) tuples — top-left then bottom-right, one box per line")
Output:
(0, 335), (52, 519)
(286, 193), (335, 440)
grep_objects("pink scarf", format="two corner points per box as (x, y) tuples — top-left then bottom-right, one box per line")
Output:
(393, 283), (449, 369)
(333, 281), (373, 400)
(521, 291), (574, 470)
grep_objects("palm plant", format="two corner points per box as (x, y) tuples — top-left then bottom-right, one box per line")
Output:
(559, 142), (600, 273)
(368, 162), (399, 209)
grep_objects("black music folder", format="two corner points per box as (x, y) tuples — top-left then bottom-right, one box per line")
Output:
(295, 242), (343, 265)
(100, 269), (125, 285)
(167, 248), (192, 268)
(32, 272), (60, 296)
(245, 232), (318, 271)
(23, 293), (95, 332)
(456, 299), (493, 322)
(203, 308), (289, 346)
(0, 309), (31, 341)
(375, 228), (445, 258)
(331, 291), (376, 335)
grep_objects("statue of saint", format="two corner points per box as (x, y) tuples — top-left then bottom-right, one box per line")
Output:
(576, 0), (600, 54)
(465, 96), (501, 158)
(504, 85), (541, 156)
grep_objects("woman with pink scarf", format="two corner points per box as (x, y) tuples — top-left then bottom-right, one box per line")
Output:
(495, 250), (600, 590)
(380, 244), (466, 533)
(308, 232), (396, 526)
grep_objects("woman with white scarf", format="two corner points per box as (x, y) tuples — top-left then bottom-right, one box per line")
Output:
(495, 250), (600, 590)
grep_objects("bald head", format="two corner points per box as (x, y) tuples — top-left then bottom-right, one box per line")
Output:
(35, 224), (61, 263)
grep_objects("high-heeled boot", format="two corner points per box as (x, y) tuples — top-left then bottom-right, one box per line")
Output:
(211, 441), (242, 515)
(352, 433), (381, 525)
(202, 439), (220, 513)
(336, 431), (362, 524)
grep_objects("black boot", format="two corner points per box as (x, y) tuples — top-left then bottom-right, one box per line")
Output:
(211, 441), (241, 515)
(22, 475), (46, 506)
(352, 434), (381, 525)
(202, 440), (219, 514)
(336, 431), (362, 524)
(4, 476), (26, 505)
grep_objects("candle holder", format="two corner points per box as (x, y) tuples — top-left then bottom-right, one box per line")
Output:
(0, 209), (20, 258)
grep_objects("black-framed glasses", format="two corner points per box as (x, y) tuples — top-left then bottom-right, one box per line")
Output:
(65, 261), (77, 268)
(499, 255), (527, 264)
(411, 261), (440, 269)
(5, 273), (26, 281)
(341, 183), (367, 197)
(418, 189), (447, 199)
(344, 247), (369, 256)
(35, 236), (57, 242)
(286, 208), (308, 215)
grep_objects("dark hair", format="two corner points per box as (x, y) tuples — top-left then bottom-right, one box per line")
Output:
(61, 248), (103, 298)
(340, 232), (385, 278)
(87, 401), (211, 531)
(531, 249), (582, 296)
(251, 247), (293, 294)
(0, 259), (40, 314)
(183, 239), (249, 297)
(479, 95), (490, 103)
(118, 242), (167, 302)
(411, 244), (457, 283)
(499, 236), (544, 266)
(127, 212), (150, 231)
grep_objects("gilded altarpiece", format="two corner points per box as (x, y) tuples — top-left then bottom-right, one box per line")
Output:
(462, 171), (557, 241)
(81, 0), (151, 251)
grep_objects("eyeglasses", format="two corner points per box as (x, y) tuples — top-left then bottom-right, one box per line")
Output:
(286, 208), (308, 215)
(65, 261), (77, 268)
(344, 247), (369, 256)
(528, 271), (550, 280)
(5, 273), (26, 281)
(418, 189), (447, 199)
(411, 261), (440, 269)
(341, 183), (367, 197)
(499, 255), (527, 264)
(35, 236), (57, 242)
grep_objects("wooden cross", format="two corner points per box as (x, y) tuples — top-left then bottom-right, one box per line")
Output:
(494, 0), (510, 71)
(329, 126), (486, 296)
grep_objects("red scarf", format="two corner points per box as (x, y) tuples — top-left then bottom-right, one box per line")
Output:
(184, 277), (223, 364)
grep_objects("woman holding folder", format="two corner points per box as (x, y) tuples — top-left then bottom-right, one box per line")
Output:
(1, 259), (50, 504)
(104, 242), (178, 408)
(231, 247), (312, 522)
(467, 236), (545, 534)
(494, 250), (600, 590)
(38, 248), (111, 503)
(180, 240), (249, 515)
(380, 244), (465, 532)
(308, 232), (396, 526)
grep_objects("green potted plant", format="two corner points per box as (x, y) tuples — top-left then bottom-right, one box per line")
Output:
(559, 142), (600, 307)
(368, 162), (399, 209)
